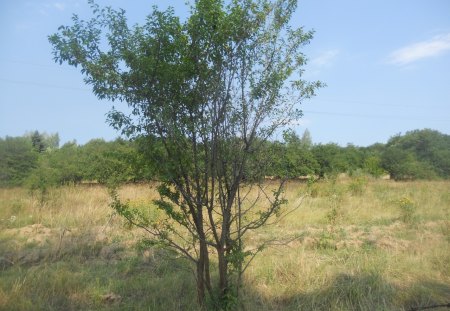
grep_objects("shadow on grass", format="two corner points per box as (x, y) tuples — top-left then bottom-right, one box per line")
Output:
(1, 235), (450, 311)
(240, 272), (450, 311)
(0, 236), (198, 311)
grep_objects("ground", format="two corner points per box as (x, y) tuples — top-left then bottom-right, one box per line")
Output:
(0, 178), (449, 310)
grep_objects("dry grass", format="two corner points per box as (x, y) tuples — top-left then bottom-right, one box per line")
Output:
(0, 179), (449, 310)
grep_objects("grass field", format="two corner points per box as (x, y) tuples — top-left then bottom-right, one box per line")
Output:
(0, 178), (449, 310)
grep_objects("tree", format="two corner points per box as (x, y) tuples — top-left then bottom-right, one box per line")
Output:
(362, 143), (385, 177)
(49, 0), (322, 308)
(312, 143), (347, 177)
(0, 136), (38, 187)
(25, 131), (60, 152)
(30, 130), (46, 153)
(300, 128), (312, 149)
(279, 130), (318, 177)
(381, 129), (450, 180)
(26, 141), (84, 200)
(80, 138), (142, 184)
(342, 143), (364, 173)
(43, 132), (60, 151)
(363, 155), (385, 177)
(381, 147), (419, 180)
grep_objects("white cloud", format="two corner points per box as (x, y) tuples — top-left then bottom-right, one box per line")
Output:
(387, 33), (450, 66)
(311, 49), (340, 67)
(53, 2), (65, 11)
(35, 1), (69, 15)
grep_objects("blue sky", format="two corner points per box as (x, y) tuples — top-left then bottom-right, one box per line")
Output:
(1, 0), (449, 146)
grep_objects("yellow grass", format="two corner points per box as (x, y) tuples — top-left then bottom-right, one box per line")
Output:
(0, 179), (449, 310)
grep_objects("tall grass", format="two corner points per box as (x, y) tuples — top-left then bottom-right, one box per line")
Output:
(0, 179), (449, 310)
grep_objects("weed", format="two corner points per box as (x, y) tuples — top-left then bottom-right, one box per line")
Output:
(11, 200), (24, 213)
(398, 197), (417, 223)
(326, 193), (343, 227)
(306, 176), (319, 198)
(348, 176), (368, 196)
(440, 219), (450, 243)
(361, 239), (376, 251)
(317, 230), (336, 250)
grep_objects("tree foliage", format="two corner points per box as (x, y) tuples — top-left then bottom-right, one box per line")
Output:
(0, 136), (38, 187)
(1, 128), (448, 190)
(25, 131), (60, 153)
(80, 138), (142, 185)
(267, 130), (318, 178)
(381, 129), (450, 180)
(49, 0), (322, 307)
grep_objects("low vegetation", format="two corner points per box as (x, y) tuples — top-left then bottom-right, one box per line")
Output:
(1, 129), (450, 190)
(1, 178), (449, 310)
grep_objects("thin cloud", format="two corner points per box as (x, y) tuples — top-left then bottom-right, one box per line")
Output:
(36, 1), (69, 15)
(311, 49), (339, 67)
(53, 2), (65, 11)
(387, 33), (450, 66)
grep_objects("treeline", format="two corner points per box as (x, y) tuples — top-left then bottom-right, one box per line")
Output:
(1, 129), (449, 188)
(0, 131), (149, 189)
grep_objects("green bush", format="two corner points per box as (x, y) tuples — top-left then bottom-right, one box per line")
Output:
(348, 176), (368, 196)
(397, 197), (416, 223)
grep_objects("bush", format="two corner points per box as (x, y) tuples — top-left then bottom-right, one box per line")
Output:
(397, 197), (416, 223)
(348, 176), (368, 196)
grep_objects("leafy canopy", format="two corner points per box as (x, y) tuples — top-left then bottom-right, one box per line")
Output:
(49, 0), (323, 307)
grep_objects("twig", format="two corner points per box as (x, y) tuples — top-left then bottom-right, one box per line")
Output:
(55, 227), (70, 258)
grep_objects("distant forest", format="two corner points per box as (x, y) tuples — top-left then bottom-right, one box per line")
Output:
(1, 129), (449, 189)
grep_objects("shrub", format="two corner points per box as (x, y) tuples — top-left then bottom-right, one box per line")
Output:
(397, 197), (416, 223)
(348, 176), (368, 196)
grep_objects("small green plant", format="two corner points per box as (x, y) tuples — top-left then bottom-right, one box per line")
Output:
(326, 205), (339, 225)
(306, 176), (319, 197)
(397, 197), (416, 223)
(440, 220), (450, 243)
(11, 200), (25, 213)
(348, 176), (367, 196)
(26, 169), (56, 208)
(317, 230), (336, 250)
(326, 193), (343, 227)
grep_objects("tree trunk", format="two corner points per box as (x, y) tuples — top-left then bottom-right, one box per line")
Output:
(217, 248), (228, 302)
(197, 228), (211, 307)
(196, 259), (206, 307)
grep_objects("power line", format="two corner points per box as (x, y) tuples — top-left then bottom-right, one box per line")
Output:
(302, 110), (449, 122)
(309, 98), (444, 110)
(0, 59), (74, 71)
(0, 77), (90, 92)
(0, 76), (448, 123)
(1, 59), (447, 109)
(1, 59), (446, 109)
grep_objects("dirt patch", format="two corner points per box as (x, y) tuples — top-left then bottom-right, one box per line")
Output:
(4, 224), (55, 246)
(335, 239), (364, 250)
(3, 224), (117, 245)
(1, 223), (135, 267)
(288, 221), (420, 251)
(299, 236), (318, 248)
(100, 243), (125, 260)
(375, 236), (410, 250)
(101, 293), (122, 304)
(17, 248), (48, 265)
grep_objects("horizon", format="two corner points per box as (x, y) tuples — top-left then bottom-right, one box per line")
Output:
(2, 127), (446, 149)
